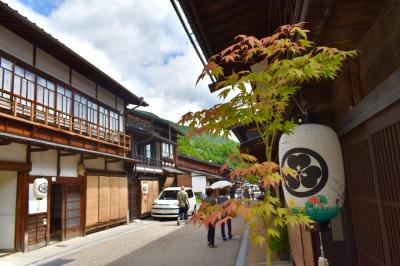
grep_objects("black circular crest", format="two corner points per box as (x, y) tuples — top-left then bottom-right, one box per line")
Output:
(281, 147), (328, 197)
(38, 183), (48, 194)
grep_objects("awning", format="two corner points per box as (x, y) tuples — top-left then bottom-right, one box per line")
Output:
(162, 166), (186, 175)
(135, 165), (163, 174)
(0, 132), (139, 163)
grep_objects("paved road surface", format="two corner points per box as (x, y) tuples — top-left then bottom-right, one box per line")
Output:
(41, 218), (244, 266)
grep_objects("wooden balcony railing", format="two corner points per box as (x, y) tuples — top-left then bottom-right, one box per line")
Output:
(134, 155), (175, 167)
(0, 91), (131, 150)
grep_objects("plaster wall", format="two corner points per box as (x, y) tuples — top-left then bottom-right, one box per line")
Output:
(30, 149), (57, 176)
(84, 157), (105, 170)
(60, 154), (80, 177)
(0, 25), (33, 64)
(71, 69), (96, 98)
(36, 48), (69, 84)
(0, 143), (26, 163)
(0, 171), (17, 250)
(97, 85), (116, 109)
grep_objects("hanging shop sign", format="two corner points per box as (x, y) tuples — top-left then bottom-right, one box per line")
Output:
(279, 124), (345, 222)
(33, 177), (48, 199)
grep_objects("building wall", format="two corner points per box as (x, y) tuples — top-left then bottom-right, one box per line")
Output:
(30, 149), (58, 176)
(0, 171), (17, 250)
(60, 154), (80, 177)
(192, 175), (206, 193)
(36, 48), (69, 84)
(330, 2), (400, 265)
(0, 143), (26, 163)
(97, 85), (116, 109)
(71, 69), (96, 98)
(0, 25), (33, 65)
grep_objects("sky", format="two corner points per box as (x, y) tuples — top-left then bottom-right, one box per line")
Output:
(6, 0), (217, 123)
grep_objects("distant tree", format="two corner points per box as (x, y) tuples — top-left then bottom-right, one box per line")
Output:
(177, 134), (240, 166)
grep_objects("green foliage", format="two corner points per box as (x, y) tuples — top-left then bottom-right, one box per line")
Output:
(269, 226), (290, 256)
(180, 23), (356, 266)
(177, 133), (240, 167)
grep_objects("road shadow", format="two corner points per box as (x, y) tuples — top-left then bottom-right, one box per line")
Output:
(106, 218), (244, 266)
(40, 258), (75, 266)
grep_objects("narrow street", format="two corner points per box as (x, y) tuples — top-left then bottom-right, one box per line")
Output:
(27, 218), (244, 266)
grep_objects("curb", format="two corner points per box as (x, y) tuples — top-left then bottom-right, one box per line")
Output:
(235, 223), (249, 266)
(29, 221), (157, 266)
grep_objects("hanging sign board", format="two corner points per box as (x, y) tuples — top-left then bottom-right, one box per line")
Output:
(279, 124), (345, 222)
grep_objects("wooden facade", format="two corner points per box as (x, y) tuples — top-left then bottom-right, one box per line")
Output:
(174, 0), (400, 265)
(0, 3), (145, 252)
(125, 110), (183, 219)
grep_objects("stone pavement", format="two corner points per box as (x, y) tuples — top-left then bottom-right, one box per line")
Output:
(0, 218), (245, 266)
(0, 219), (156, 266)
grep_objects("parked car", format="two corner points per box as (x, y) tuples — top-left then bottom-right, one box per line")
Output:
(151, 187), (197, 219)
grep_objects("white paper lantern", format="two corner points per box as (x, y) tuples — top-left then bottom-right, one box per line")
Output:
(33, 178), (48, 199)
(279, 124), (345, 222)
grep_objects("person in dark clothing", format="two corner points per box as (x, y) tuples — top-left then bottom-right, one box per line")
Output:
(229, 184), (237, 199)
(203, 188), (216, 248)
(217, 189), (232, 241)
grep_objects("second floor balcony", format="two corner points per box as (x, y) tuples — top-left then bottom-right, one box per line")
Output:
(0, 57), (131, 151)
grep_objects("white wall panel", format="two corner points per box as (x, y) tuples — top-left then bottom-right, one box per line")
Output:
(117, 97), (125, 114)
(0, 143), (26, 163)
(0, 171), (17, 249)
(0, 25), (33, 64)
(84, 157), (105, 170)
(71, 70), (96, 98)
(97, 85), (116, 109)
(192, 175), (207, 193)
(107, 161), (124, 171)
(30, 149), (57, 176)
(36, 48), (69, 84)
(60, 154), (80, 177)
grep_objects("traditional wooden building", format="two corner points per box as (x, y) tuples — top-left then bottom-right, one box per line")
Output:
(0, 3), (147, 252)
(125, 110), (184, 219)
(173, 0), (400, 265)
(176, 154), (228, 197)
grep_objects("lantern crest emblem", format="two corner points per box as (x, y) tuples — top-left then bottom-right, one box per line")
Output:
(281, 147), (328, 198)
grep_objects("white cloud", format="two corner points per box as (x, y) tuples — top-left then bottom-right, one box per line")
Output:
(6, 0), (217, 122)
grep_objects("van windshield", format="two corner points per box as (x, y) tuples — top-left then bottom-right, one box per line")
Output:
(159, 190), (178, 200)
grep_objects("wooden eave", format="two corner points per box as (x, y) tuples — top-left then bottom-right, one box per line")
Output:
(0, 2), (148, 107)
(0, 131), (139, 163)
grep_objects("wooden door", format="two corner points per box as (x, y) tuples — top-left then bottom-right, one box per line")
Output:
(65, 184), (81, 240)
(342, 101), (400, 266)
(50, 184), (63, 241)
(140, 180), (159, 217)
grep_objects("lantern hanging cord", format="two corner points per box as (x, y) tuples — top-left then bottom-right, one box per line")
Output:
(319, 231), (325, 257)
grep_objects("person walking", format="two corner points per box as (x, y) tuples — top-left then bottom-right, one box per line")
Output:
(176, 186), (189, 226)
(203, 188), (217, 248)
(217, 189), (232, 241)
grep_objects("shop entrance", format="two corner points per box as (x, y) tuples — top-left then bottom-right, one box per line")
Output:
(50, 184), (81, 242)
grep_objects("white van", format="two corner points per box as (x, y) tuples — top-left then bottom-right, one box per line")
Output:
(151, 187), (197, 218)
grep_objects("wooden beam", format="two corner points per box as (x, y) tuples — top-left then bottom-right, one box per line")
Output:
(85, 168), (126, 177)
(60, 152), (78, 157)
(30, 147), (49, 152)
(0, 139), (11, 145)
(106, 158), (121, 164)
(0, 161), (31, 171)
(83, 155), (98, 160)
